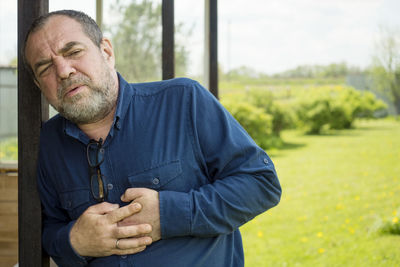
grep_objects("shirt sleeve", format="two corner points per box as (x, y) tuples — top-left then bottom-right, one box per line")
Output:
(159, 81), (282, 238)
(37, 157), (90, 267)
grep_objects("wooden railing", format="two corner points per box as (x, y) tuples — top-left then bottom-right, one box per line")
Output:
(0, 167), (18, 267)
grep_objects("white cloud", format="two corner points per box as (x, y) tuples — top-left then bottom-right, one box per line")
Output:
(218, 0), (399, 74)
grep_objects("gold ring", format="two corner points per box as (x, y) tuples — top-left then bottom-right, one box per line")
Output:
(116, 239), (121, 249)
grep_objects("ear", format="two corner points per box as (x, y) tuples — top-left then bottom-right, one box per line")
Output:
(100, 37), (115, 69)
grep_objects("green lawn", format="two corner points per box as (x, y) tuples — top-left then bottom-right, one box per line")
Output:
(241, 119), (400, 267)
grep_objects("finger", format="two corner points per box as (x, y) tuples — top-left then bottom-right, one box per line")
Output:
(114, 236), (152, 251)
(121, 188), (145, 202)
(115, 224), (152, 239)
(86, 202), (119, 215)
(106, 202), (141, 223)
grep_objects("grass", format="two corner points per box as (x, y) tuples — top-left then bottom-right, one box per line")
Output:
(240, 118), (400, 267)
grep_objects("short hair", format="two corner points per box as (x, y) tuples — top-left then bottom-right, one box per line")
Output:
(22, 10), (103, 78)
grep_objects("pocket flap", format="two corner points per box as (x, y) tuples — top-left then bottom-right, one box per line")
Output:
(60, 189), (90, 210)
(128, 160), (182, 189)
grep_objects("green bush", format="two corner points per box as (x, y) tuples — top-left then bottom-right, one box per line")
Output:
(221, 96), (276, 149)
(355, 91), (388, 118)
(293, 88), (332, 134)
(246, 89), (295, 136)
(294, 86), (388, 134)
(0, 137), (18, 161)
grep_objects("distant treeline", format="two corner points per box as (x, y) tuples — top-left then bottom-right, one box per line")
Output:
(223, 62), (363, 80)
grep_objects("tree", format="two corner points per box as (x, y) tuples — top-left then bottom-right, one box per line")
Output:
(369, 26), (400, 114)
(107, 0), (190, 82)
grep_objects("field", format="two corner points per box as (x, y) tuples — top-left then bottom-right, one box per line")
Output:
(240, 119), (400, 267)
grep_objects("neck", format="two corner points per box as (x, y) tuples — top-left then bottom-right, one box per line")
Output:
(78, 105), (117, 142)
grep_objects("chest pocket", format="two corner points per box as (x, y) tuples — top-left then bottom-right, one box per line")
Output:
(59, 189), (91, 220)
(128, 160), (183, 191)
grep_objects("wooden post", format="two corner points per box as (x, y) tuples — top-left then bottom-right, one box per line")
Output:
(204, 0), (218, 98)
(96, 0), (103, 30)
(162, 0), (175, 80)
(17, 0), (50, 266)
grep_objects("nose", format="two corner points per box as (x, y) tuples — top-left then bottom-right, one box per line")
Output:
(54, 57), (75, 80)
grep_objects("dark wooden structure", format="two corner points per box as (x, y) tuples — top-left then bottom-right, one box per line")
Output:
(17, 0), (218, 265)
(0, 169), (18, 266)
(206, 0), (219, 98)
(162, 0), (175, 80)
(18, 0), (50, 266)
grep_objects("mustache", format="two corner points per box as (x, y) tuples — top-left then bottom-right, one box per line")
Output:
(58, 75), (92, 98)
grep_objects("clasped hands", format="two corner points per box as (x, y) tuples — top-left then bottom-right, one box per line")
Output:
(70, 188), (161, 257)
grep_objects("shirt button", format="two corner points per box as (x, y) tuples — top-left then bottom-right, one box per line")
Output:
(107, 183), (113, 190)
(121, 255), (127, 259)
(152, 177), (160, 185)
(66, 201), (72, 208)
(263, 158), (269, 164)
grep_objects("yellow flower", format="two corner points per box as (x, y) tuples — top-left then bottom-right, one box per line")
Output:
(257, 231), (264, 238)
(354, 195), (360, 201)
(318, 248), (325, 254)
(393, 210), (398, 216)
(393, 217), (399, 224)
(296, 216), (308, 222)
(300, 237), (308, 243)
(349, 227), (355, 234)
(345, 218), (350, 224)
(317, 232), (323, 238)
(336, 204), (344, 210)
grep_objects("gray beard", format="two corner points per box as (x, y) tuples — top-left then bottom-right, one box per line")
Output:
(54, 69), (117, 125)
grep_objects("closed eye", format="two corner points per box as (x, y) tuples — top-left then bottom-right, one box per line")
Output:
(67, 50), (82, 57)
(37, 63), (52, 77)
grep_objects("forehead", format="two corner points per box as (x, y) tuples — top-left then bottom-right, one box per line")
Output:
(25, 16), (92, 64)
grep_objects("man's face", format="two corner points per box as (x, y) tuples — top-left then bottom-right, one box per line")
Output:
(25, 15), (118, 124)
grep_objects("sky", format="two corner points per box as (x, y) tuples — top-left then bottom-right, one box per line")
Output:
(1, 0), (399, 75)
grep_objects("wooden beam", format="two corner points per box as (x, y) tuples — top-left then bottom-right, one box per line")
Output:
(209, 0), (218, 98)
(17, 0), (50, 266)
(96, 0), (103, 30)
(162, 0), (175, 80)
(204, 0), (219, 98)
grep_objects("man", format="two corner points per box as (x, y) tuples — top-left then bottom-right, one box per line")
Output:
(23, 10), (281, 267)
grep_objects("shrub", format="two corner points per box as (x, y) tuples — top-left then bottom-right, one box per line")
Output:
(0, 137), (18, 161)
(221, 96), (275, 149)
(246, 89), (295, 136)
(294, 86), (388, 134)
(294, 89), (332, 134)
(355, 92), (388, 118)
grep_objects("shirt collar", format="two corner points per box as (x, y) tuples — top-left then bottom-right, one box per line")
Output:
(63, 72), (134, 141)
(113, 73), (134, 130)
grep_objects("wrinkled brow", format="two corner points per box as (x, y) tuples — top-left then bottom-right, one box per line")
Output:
(33, 41), (85, 73)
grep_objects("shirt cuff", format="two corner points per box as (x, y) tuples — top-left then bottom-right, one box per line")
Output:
(57, 220), (90, 266)
(159, 190), (191, 239)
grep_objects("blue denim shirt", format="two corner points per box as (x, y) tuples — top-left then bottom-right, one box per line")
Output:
(37, 74), (281, 267)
